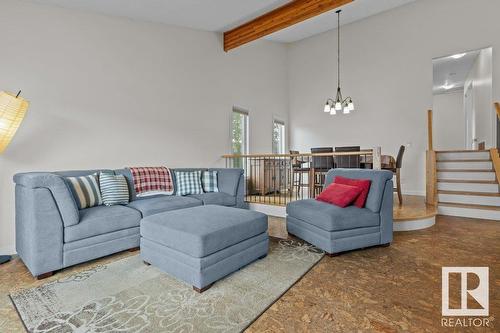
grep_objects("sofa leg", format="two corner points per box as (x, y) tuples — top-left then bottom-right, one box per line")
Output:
(36, 271), (54, 280)
(128, 247), (140, 252)
(326, 252), (339, 257)
(143, 261), (151, 266)
(193, 283), (213, 293)
(380, 243), (391, 247)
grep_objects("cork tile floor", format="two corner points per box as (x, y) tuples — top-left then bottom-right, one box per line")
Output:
(1, 215), (499, 332)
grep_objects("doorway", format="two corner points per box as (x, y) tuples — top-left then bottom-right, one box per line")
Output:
(464, 83), (475, 149)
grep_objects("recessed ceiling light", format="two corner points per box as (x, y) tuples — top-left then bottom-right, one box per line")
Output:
(450, 53), (466, 59)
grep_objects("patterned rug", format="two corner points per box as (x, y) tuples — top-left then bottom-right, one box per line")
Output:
(10, 239), (323, 333)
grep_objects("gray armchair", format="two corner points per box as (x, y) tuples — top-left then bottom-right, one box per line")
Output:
(286, 169), (393, 255)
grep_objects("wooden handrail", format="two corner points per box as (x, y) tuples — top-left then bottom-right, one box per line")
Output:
(495, 102), (500, 120)
(222, 150), (373, 159)
(489, 148), (500, 185)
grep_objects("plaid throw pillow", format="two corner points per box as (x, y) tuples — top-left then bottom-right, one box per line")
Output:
(175, 171), (203, 196)
(202, 170), (219, 193)
(65, 174), (102, 209)
(99, 172), (130, 206)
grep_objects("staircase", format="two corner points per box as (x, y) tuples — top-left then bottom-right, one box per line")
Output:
(436, 150), (500, 220)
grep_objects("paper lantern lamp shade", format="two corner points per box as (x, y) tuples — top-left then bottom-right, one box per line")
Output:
(0, 91), (29, 153)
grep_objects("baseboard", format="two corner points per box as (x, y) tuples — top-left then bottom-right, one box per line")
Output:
(402, 190), (426, 196)
(0, 245), (16, 255)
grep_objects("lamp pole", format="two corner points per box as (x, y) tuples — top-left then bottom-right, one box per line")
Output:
(0, 90), (25, 265)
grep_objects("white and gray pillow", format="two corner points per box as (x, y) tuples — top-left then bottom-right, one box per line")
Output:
(99, 172), (130, 206)
(175, 170), (203, 196)
(66, 174), (102, 209)
(202, 170), (219, 193)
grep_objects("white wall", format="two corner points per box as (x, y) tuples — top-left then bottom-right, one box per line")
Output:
(464, 48), (493, 148)
(433, 90), (465, 150)
(0, 0), (289, 253)
(287, 0), (500, 195)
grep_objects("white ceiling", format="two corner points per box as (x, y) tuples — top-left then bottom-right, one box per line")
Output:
(31, 0), (418, 43)
(433, 50), (481, 95)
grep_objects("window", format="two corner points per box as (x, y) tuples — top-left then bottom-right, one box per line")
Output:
(272, 119), (286, 154)
(231, 108), (249, 168)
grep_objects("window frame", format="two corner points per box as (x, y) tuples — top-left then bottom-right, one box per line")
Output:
(272, 117), (286, 154)
(231, 107), (249, 156)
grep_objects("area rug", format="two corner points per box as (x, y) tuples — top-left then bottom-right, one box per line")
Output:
(10, 239), (323, 333)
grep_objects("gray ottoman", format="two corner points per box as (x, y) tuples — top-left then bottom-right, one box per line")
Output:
(140, 205), (268, 292)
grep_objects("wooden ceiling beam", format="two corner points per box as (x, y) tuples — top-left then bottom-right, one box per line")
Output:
(223, 0), (353, 52)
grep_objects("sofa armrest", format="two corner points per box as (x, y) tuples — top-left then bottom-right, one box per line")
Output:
(14, 172), (79, 227)
(379, 179), (394, 244)
(15, 185), (64, 276)
(208, 168), (244, 197)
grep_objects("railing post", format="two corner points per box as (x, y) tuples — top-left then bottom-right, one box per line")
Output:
(426, 150), (437, 206)
(372, 147), (382, 170)
(428, 109), (433, 151)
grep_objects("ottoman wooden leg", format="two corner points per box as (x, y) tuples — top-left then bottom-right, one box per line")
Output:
(36, 271), (54, 280)
(380, 243), (391, 247)
(128, 247), (140, 252)
(193, 283), (213, 293)
(326, 252), (339, 257)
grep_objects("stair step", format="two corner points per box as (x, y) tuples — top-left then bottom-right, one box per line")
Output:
(436, 151), (491, 160)
(438, 192), (500, 207)
(436, 161), (493, 170)
(437, 169), (495, 172)
(437, 179), (497, 184)
(439, 202), (500, 211)
(437, 181), (499, 193)
(438, 202), (500, 220)
(437, 171), (496, 181)
(435, 150), (490, 153)
(438, 190), (500, 197)
(436, 159), (491, 162)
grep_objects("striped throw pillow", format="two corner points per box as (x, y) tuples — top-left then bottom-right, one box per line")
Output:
(99, 172), (130, 206)
(202, 170), (219, 193)
(66, 174), (102, 209)
(175, 170), (203, 196)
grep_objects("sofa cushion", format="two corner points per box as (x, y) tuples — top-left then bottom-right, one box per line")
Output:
(140, 205), (267, 257)
(324, 169), (393, 213)
(65, 205), (141, 242)
(188, 192), (236, 206)
(127, 195), (202, 217)
(208, 168), (242, 196)
(287, 199), (379, 232)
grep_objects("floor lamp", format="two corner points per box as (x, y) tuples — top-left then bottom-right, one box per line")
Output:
(0, 90), (29, 265)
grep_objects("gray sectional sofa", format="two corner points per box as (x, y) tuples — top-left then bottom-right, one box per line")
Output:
(14, 168), (246, 279)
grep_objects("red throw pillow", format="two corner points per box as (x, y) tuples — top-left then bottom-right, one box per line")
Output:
(334, 176), (372, 208)
(316, 183), (363, 208)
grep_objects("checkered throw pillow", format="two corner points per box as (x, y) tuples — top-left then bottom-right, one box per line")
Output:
(175, 170), (203, 196)
(202, 170), (219, 193)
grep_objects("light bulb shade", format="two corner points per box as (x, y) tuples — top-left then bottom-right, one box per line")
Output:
(0, 91), (29, 153)
(324, 103), (331, 113)
(348, 102), (354, 111)
(343, 106), (350, 114)
(334, 102), (342, 111)
(330, 108), (336, 115)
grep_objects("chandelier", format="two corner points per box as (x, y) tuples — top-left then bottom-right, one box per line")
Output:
(324, 10), (354, 115)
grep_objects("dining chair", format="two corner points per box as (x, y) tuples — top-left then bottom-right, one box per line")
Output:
(311, 147), (334, 196)
(334, 146), (361, 168)
(392, 145), (405, 205)
(290, 150), (309, 199)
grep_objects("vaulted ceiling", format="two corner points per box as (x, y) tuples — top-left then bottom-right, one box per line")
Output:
(31, 0), (417, 43)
